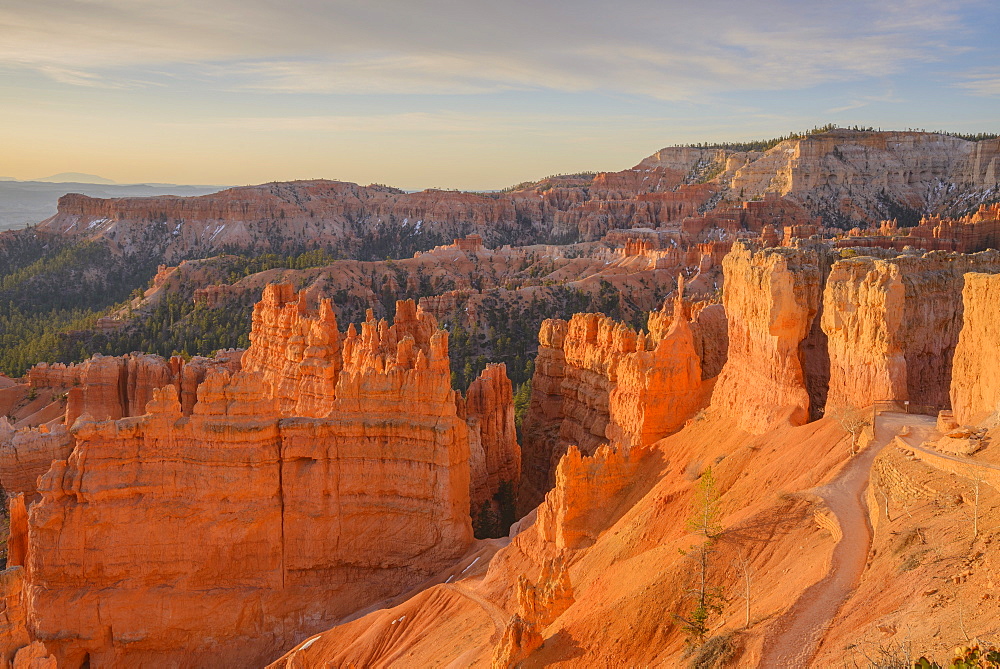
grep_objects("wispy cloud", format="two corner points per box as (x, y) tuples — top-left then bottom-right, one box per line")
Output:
(956, 71), (1000, 96)
(0, 0), (987, 100)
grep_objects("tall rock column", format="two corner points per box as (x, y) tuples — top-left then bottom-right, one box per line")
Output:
(462, 363), (520, 513)
(822, 256), (907, 411)
(711, 243), (823, 433)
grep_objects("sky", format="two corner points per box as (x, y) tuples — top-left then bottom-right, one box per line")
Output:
(1, 0), (998, 190)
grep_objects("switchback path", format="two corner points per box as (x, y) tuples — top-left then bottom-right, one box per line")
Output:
(758, 412), (936, 667)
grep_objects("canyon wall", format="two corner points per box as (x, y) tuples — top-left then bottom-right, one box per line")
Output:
(951, 273), (1000, 424)
(5, 283), (520, 667)
(711, 242), (827, 433)
(30, 133), (999, 265)
(823, 250), (1000, 411)
(519, 291), (709, 511)
(26, 370), (467, 667)
(728, 130), (1000, 224)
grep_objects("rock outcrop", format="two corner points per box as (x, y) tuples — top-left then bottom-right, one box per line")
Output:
(536, 445), (636, 550)
(823, 250), (1000, 412)
(0, 422), (73, 501)
(9, 283), (519, 666)
(491, 557), (575, 668)
(240, 283), (343, 417)
(951, 272), (1000, 424)
(27, 351), (243, 426)
(607, 298), (702, 450)
(0, 568), (31, 669)
(460, 363), (521, 513)
(711, 242), (827, 433)
(727, 130), (1000, 224)
(520, 292), (707, 511)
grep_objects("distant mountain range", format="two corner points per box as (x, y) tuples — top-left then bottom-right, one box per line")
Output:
(31, 172), (119, 185)
(0, 177), (225, 231)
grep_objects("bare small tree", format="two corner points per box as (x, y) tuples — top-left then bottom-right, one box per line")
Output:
(833, 405), (871, 456)
(972, 477), (981, 541)
(733, 553), (753, 628)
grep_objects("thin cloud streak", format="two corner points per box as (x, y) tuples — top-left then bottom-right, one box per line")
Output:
(0, 0), (984, 100)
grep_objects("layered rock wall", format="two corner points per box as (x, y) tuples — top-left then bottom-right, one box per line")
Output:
(951, 273), (1000, 424)
(520, 293), (707, 510)
(823, 250), (1000, 411)
(27, 351), (243, 426)
(5, 283), (521, 666)
(21, 308), (479, 665)
(0, 422), (72, 501)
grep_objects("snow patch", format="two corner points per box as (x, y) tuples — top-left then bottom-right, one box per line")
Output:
(460, 556), (480, 574)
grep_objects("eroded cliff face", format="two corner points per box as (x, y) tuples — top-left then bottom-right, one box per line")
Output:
(710, 242), (827, 433)
(240, 284), (519, 510)
(0, 422), (72, 501)
(460, 363), (521, 513)
(951, 273), (1000, 424)
(27, 350), (243, 425)
(2, 283), (522, 667)
(823, 250), (1000, 412)
(519, 290), (710, 511)
(728, 130), (1000, 224)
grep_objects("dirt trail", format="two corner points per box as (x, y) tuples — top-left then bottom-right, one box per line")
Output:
(758, 412), (936, 667)
(441, 582), (510, 638)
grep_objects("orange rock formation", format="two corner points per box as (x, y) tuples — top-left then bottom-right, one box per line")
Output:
(823, 250), (1000, 412)
(710, 242), (827, 433)
(519, 285), (710, 510)
(6, 283), (519, 666)
(0, 422), (72, 501)
(950, 272), (1000, 424)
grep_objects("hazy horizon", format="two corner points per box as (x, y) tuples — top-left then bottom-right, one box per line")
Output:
(2, 0), (998, 191)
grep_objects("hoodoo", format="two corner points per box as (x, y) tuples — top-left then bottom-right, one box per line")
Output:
(0, 284), (519, 666)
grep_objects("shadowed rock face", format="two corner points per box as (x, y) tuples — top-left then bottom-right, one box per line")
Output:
(3, 283), (518, 667)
